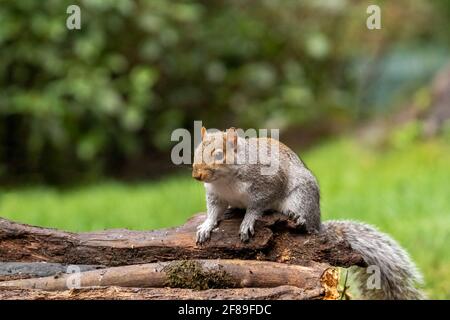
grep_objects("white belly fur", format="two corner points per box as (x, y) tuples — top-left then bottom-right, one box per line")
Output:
(205, 181), (250, 208)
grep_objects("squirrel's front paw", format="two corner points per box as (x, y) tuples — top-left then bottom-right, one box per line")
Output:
(196, 221), (215, 244)
(239, 220), (255, 242)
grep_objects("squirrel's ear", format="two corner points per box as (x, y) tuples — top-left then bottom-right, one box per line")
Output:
(201, 126), (207, 140)
(226, 127), (238, 147)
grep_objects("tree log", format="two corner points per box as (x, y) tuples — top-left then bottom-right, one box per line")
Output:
(0, 211), (364, 268)
(0, 285), (325, 300)
(0, 260), (338, 296)
(0, 260), (340, 300)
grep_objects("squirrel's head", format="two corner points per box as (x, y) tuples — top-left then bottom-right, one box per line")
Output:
(192, 127), (238, 183)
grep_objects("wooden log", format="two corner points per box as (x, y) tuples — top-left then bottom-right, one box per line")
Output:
(0, 259), (339, 299)
(0, 211), (364, 268)
(0, 285), (325, 300)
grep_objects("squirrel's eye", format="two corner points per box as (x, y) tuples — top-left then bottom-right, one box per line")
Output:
(213, 149), (224, 161)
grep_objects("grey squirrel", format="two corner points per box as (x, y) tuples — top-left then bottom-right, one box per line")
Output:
(192, 127), (425, 300)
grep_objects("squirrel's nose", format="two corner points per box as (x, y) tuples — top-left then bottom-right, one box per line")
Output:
(192, 171), (203, 181)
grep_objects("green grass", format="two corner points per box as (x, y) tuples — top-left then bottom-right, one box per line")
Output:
(0, 177), (205, 232)
(1, 138), (449, 299)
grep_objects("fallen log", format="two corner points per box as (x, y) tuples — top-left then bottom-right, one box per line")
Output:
(0, 211), (364, 268)
(0, 211), (359, 300)
(0, 285), (325, 300)
(0, 259), (338, 298)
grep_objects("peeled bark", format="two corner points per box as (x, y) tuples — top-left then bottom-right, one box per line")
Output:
(0, 262), (103, 281)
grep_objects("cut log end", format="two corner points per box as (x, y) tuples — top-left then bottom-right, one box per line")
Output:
(321, 268), (340, 300)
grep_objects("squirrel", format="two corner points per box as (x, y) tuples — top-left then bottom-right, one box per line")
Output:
(192, 126), (425, 300)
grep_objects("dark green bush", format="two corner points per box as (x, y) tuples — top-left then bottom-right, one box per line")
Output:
(0, 0), (447, 183)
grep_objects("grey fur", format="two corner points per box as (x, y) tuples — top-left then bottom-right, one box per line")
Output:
(193, 130), (425, 299)
(194, 133), (320, 242)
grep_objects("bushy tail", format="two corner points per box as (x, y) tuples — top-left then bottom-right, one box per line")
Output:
(322, 220), (426, 300)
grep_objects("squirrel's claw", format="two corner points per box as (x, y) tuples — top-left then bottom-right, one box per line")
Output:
(196, 220), (215, 244)
(196, 228), (210, 244)
(239, 223), (254, 243)
(239, 231), (250, 242)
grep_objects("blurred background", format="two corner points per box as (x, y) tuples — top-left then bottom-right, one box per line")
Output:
(0, 0), (449, 298)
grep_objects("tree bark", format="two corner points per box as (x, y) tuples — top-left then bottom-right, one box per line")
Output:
(0, 211), (364, 268)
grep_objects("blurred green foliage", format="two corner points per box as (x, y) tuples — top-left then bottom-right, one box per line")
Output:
(0, 0), (449, 183)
